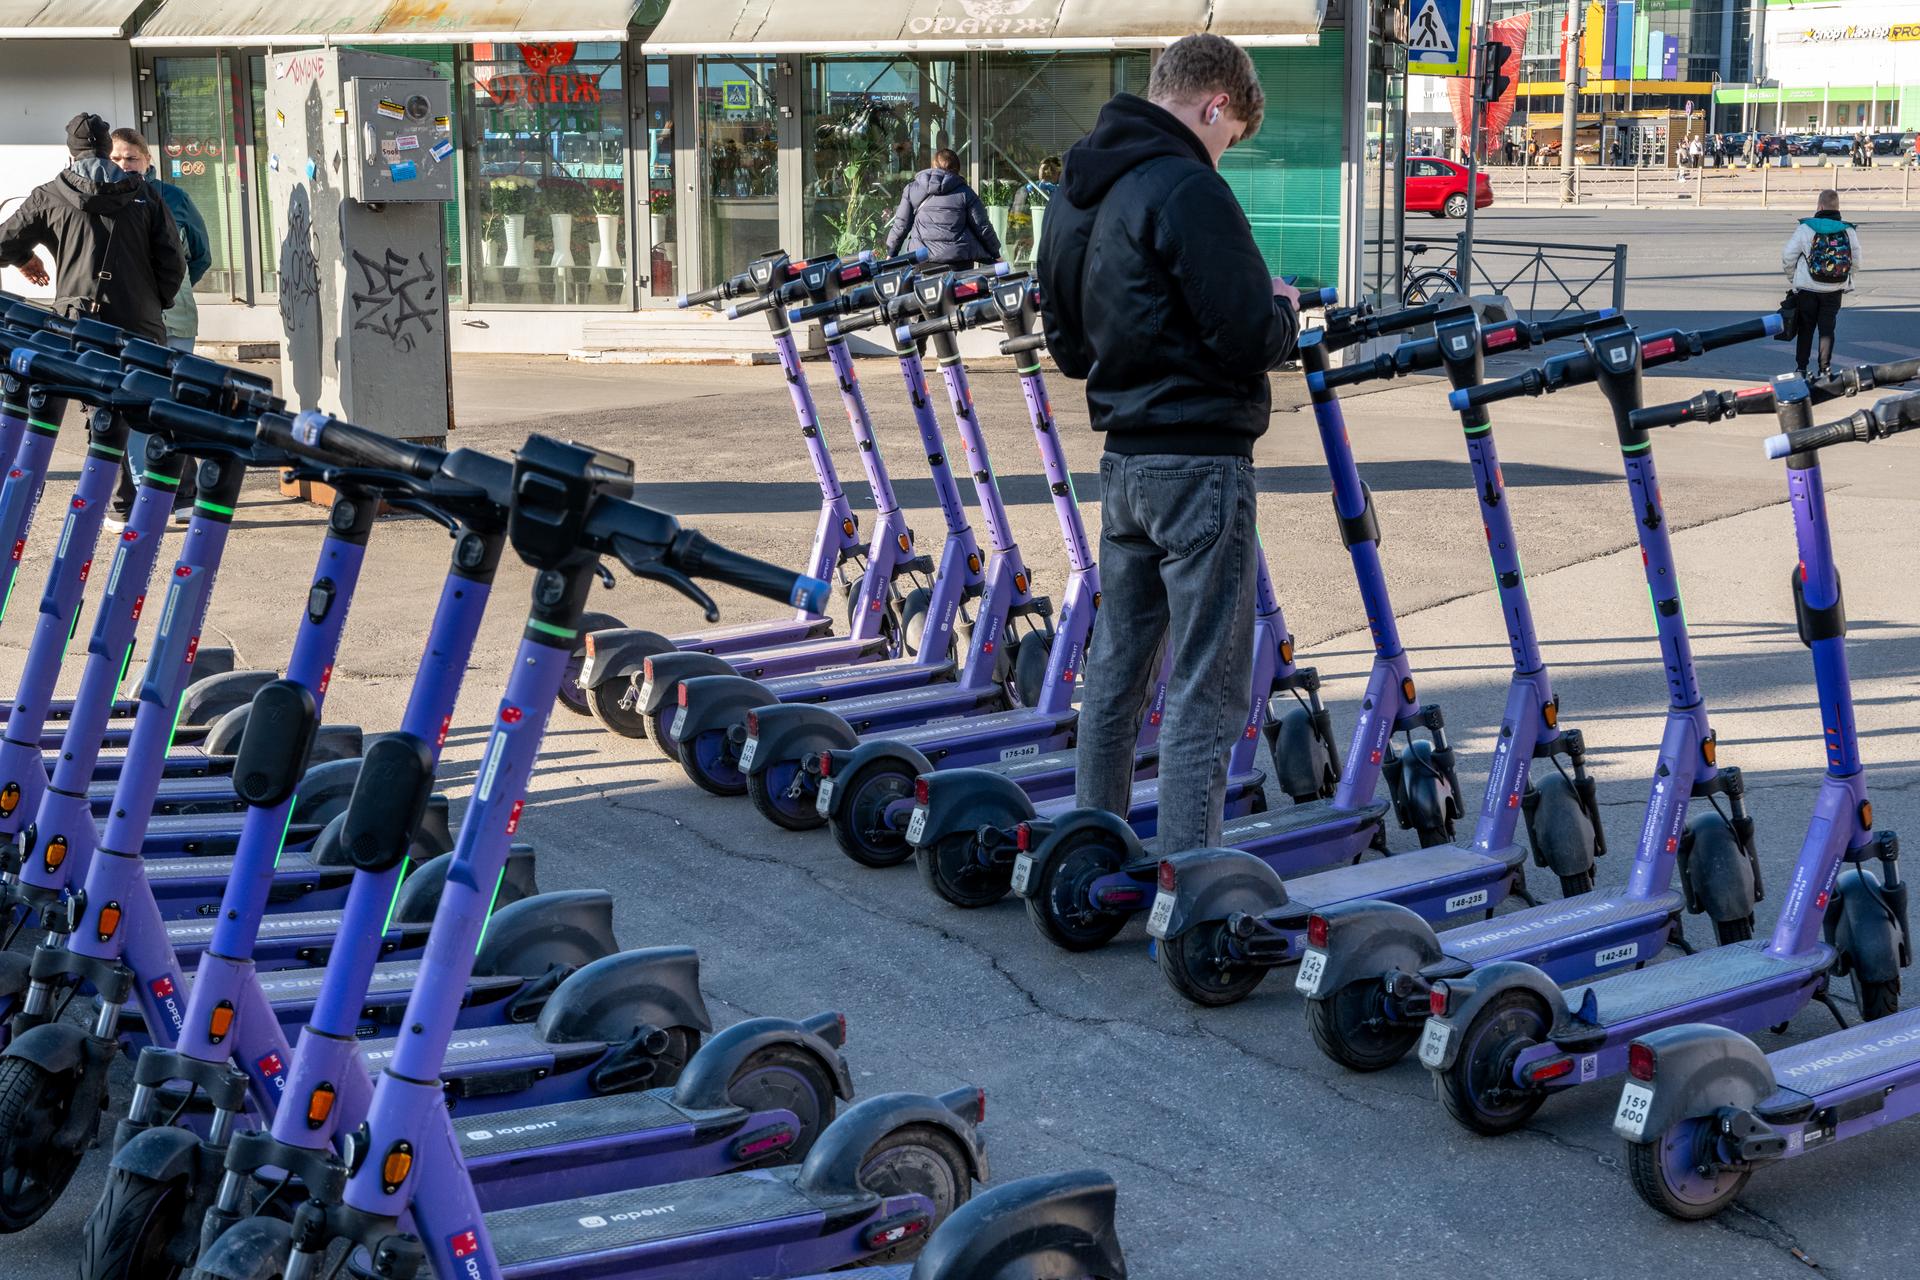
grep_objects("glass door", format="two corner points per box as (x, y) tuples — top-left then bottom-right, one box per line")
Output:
(643, 57), (679, 298)
(146, 53), (248, 299)
(697, 57), (780, 286)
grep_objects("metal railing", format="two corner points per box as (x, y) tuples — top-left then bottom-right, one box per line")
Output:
(1484, 161), (1917, 209)
(1406, 234), (1628, 322)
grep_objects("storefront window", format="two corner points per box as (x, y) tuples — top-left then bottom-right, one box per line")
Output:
(980, 52), (1146, 267)
(465, 41), (628, 306)
(800, 56), (970, 260)
(1221, 38), (1346, 288)
(150, 54), (247, 298)
(698, 58), (780, 285)
(643, 57), (678, 298)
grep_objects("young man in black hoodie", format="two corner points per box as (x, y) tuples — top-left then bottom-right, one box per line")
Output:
(0, 113), (184, 343)
(1037, 34), (1300, 855)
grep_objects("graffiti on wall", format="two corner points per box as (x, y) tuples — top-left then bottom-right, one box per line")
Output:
(348, 247), (438, 352)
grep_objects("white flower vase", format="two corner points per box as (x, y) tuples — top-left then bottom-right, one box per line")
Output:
(500, 214), (526, 269)
(1029, 207), (1045, 259)
(480, 238), (496, 268)
(596, 214), (623, 271)
(651, 213), (668, 249)
(987, 205), (1009, 244)
(549, 214), (575, 268)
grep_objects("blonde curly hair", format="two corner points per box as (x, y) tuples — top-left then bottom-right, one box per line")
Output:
(1148, 34), (1265, 144)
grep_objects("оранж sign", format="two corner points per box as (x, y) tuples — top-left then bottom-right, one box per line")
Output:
(1409, 0), (1473, 76)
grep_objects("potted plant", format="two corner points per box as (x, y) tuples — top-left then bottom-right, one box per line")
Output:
(590, 184), (625, 274)
(477, 210), (502, 270)
(648, 189), (672, 252)
(542, 179), (591, 270)
(980, 178), (1015, 245)
(490, 178), (532, 269)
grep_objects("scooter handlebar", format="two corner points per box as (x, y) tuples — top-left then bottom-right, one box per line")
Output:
(727, 294), (778, 320)
(145, 398), (260, 452)
(1533, 308), (1621, 342)
(1765, 390), (1920, 459)
(1698, 314), (1783, 352)
(286, 410), (446, 480)
(1296, 286), (1339, 312)
(1002, 332), (1048, 356)
(1448, 365), (1552, 410)
(678, 283), (729, 308)
(4, 346), (121, 396)
(670, 529), (831, 613)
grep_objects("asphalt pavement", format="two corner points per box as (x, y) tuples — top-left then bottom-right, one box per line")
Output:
(5, 204), (1920, 1278)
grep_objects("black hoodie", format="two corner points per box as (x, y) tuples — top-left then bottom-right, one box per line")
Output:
(0, 158), (185, 341)
(1038, 94), (1297, 456)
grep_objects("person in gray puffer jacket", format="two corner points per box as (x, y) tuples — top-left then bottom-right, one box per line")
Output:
(883, 149), (1002, 269)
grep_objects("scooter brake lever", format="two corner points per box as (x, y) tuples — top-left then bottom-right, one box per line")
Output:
(385, 496), (457, 532)
(609, 533), (721, 621)
(594, 562), (617, 589)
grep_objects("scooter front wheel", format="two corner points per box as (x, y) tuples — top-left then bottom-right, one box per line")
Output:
(1156, 923), (1267, 1007)
(830, 761), (916, 868)
(726, 1043), (839, 1163)
(189, 1212), (290, 1280)
(856, 1124), (973, 1264)
(77, 1166), (188, 1280)
(680, 729), (747, 797)
(748, 762), (825, 832)
(559, 611), (624, 717)
(917, 834), (1012, 909)
(1305, 979), (1421, 1072)
(0, 1057), (88, 1231)
(1625, 1118), (1749, 1220)
(1027, 831), (1132, 951)
(1434, 989), (1550, 1135)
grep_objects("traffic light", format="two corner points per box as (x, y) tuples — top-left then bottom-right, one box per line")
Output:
(1478, 41), (1513, 103)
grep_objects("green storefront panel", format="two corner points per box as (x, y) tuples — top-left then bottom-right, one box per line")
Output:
(1220, 31), (1345, 288)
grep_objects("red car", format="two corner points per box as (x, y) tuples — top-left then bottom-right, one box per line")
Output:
(1405, 156), (1494, 218)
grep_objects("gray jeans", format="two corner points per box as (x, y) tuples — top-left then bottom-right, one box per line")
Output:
(1075, 452), (1258, 854)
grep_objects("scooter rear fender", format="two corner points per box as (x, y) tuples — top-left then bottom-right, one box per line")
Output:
(582, 628), (677, 695)
(635, 649), (737, 713)
(1424, 961), (1569, 1072)
(1611, 1023), (1776, 1143)
(392, 842), (538, 923)
(1017, 808), (1144, 901)
(1303, 900), (1445, 999)
(674, 674), (779, 743)
(474, 889), (618, 979)
(178, 668), (276, 729)
(671, 1011), (855, 1110)
(910, 768), (1036, 852)
(908, 1170), (1128, 1280)
(818, 740), (935, 821)
(535, 945), (713, 1044)
(1156, 846), (1288, 941)
(795, 1086), (989, 1197)
(741, 703), (858, 777)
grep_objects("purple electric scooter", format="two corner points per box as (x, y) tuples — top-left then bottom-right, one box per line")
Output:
(666, 266), (1061, 819)
(204, 439), (985, 1280)
(574, 249), (925, 733)
(1614, 382), (1920, 1221)
(1402, 321), (1908, 1135)
(90, 417), (856, 1276)
(1062, 306), (1616, 974)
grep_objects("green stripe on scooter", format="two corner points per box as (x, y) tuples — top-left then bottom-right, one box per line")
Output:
(526, 618), (577, 641)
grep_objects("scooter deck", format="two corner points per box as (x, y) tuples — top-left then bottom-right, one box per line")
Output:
(1032, 770), (1267, 824)
(358, 1022), (610, 1092)
(673, 616), (833, 652)
(1285, 844), (1521, 912)
(796, 681), (1007, 736)
(86, 772), (248, 813)
(890, 705), (1077, 752)
(1558, 940), (1832, 1034)
(1218, 799), (1390, 853)
(160, 905), (432, 966)
(760, 654), (958, 701)
(713, 634), (892, 679)
(145, 847), (354, 922)
(132, 813), (325, 856)
(85, 744), (230, 782)
(118, 962), (525, 1032)
(459, 1089), (689, 1160)
(1760, 1006), (1920, 1106)
(485, 1167), (844, 1266)
(1440, 889), (1687, 966)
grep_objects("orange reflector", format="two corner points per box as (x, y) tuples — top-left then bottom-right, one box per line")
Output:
(382, 1142), (414, 1189)
(1701, 737), (1718, 766)
(208, 1001), (235, 1042)
(96, 902), (122, 941)
(1401, 677), (1417, 703)
(1280, 639), (1294, 664)
(584, 633), (596, 657)
(1543, 700), (1559, 729)
(1861, 801), (1873, 830)
(43, 836), (68, 872)
(306, 1083), (337, 1128)
(1014, 573), (1028, 594)
(1092, 591), (1101, 609)
(897, 533), (911, 553)
(967, 554), (981, 574)
(842, 518), (856, 536)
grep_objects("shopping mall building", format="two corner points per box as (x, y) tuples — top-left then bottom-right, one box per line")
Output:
(1, 1), (1417, 356)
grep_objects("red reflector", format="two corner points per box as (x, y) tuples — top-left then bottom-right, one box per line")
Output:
(1306, 914), (1329, 949)
(975, 1087), (986, 1124)
(1429, 982), (1451, 1018)
(175, 565), (192, 577)
(1735, 385), (1771, 400)
(1527, 1056), (1576, 1083)
(746, 711), (760, 736)
(499, 705), (523, 725)
(955, 282), (980, 298)
(914, 777), (929, 806)
(837, 1012), (848, 1044)
(1158, 860), (1176, 893)
(1485, 326), (1518, 349)
(678, 682), (689, 706)
(819, 752), (833, 779)
(1643, 337), (1676, 359)
(1628, 1042), (1656, 1082)
(1014, 823), (1033, 853)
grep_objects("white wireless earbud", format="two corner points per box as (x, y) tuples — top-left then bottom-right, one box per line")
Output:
(1208, 106), (1222, 125)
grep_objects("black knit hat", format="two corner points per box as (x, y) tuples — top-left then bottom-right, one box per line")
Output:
(66, 113), (110, 159)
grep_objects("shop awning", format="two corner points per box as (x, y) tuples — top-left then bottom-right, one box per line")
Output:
(641, 0), (1324, 54)
(0, 0), (148, 37)
(131, 0), (641, 46)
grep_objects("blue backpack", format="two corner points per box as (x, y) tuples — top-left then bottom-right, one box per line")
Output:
(1806, 226), (1853, 284)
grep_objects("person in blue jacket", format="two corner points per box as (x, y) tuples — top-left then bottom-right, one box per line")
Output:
(883, 149), (1001, 270)
(109, 127), (211, 525)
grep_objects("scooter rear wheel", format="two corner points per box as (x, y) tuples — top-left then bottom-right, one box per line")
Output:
(1435, 989), (1550, 1135)
(587, 676), (649, 741)
(1625, 1119), (1749, 1220)
(856, 1124), (972, 1264)
(830, 760), (916, 868)
(77, 1166), (187, 1280)
(646, 703), (684, 763)
(748, 762), (825, 832)
(1156, 924), (1267, 1006)
(1027, 831), (1133, 951)
(917, 834), (1012, 909)
(1305, 979), (1421, 1072)
(726, 1043), (840, 1162)
(680, 729), (747, 797)
(560, 611), (624, 717)
(0, 1057), (87, 1231)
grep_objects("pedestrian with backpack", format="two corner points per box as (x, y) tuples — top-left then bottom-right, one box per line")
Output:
(1781, 189), (1862, 380)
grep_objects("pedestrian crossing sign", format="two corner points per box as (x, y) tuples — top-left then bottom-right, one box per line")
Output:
(1409, 0), (1472, 76)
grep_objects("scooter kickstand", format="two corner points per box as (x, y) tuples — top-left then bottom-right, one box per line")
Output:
(1814, 989), (1851, 1031)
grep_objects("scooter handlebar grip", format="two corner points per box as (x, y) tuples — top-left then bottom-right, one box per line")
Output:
(1699, 315), (1779, 352)
(291, 410), (444, 479)
(1318, 353), (1396, 390)
(902, 315), (953, 341)
(5, 347), (119, 395)
(1866, 356), (1920, 389)
(1628, 394), (1713, 431)
(670, 530), (831, 612)
(146, 398), (256, 451)
(1765, 412), (1870, 459)
(880, 249), (928, 271)
(1450, 368), (1538, 410)
(678, 284), (727, 308)
(829, 309), (884, 337)
(726, 295), (776, 320)
(1366, 302), (1447, 339)
(1536, 308), (1619, 342)
(1297, 286), (1339, 312)
(1001, 333), (1048, 356)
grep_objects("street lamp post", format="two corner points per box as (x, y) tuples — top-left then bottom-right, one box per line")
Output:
(1560, 0), (1583, 201)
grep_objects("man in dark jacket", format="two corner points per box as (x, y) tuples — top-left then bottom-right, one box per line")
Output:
(1037, 33), (1299, 856)
(0, 113), (185, 342)
(883, 149), (1001, 268)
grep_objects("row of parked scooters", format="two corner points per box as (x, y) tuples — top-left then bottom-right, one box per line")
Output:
(575, 247), (1920, 1225)
(0, 273), (1130, 1278)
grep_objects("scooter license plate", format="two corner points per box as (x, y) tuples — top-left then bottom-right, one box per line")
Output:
(1614, 1082), (1656, 1140)
(638, 674), (654, 707)
(1010, 853), (1034, 895)
(738, 737), (758, 771)
(1294, 949), (1329, 996)
(670, 706), (688, 739)
(815, 777), (835, 816)
(906, 806), (928, 844)
(1418, 1018), (1454, 1069)
(1146, 892), (1177, 939)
